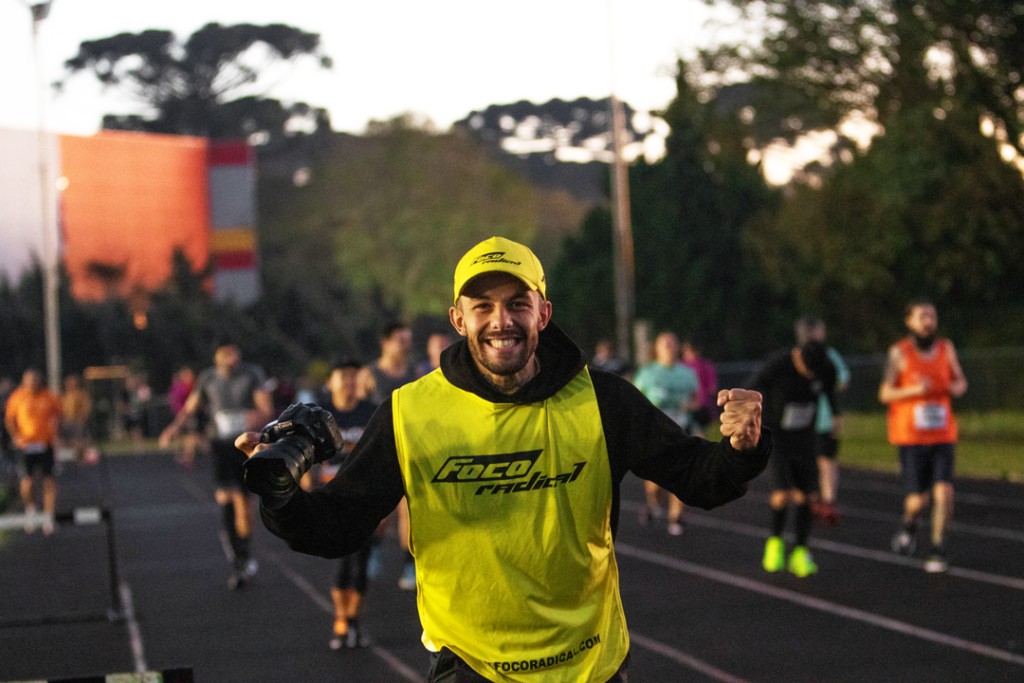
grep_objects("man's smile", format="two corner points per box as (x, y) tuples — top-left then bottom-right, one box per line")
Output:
(486, 337), (521, 350)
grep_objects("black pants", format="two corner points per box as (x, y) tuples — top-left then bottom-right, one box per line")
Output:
(427, 647), (628, 682)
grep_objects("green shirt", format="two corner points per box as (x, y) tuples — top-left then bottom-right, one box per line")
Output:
(633, 362), (699, 428)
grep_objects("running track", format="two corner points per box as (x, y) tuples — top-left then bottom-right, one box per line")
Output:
(1, 450), (1022, 682)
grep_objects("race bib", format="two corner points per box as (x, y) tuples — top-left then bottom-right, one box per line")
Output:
(781, 402), (816, 430)
(23, 442), (47, 454)
(340, 427), (365, 443)
(214, 410), (248, 439)
(914, 403), (948, 431)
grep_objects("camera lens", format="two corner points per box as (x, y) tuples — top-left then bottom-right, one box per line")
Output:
(244, 434), (317, 498)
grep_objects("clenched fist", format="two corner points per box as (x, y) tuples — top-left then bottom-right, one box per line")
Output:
(717, 389), (762, 451)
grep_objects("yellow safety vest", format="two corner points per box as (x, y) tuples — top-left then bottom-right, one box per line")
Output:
(392, 367), (629, 682)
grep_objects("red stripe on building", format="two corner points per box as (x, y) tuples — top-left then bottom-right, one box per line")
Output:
(208, 140), (251, 166)
(214, 250), (256, 270)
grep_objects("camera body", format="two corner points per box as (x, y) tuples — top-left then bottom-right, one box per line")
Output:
(243, 403), (344, 499)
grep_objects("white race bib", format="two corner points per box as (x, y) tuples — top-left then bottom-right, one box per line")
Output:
(781, 402), (816, 430)
(914, 403), (948, 431)
(23, 442), (47, 454)
(214, 410), (249, 439)
(340, 427), (365, 443)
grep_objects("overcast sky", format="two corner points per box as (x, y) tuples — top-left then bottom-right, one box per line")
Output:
(0, 0), (730, 137)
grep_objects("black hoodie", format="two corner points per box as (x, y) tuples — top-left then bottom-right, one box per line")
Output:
(260, 322), (771, 558)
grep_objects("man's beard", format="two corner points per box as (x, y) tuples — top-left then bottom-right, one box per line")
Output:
(913, 331), (937, 351)
(468, 326), (537, 379)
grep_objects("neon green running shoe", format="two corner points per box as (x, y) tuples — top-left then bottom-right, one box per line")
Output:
(787, 546), (818, 577)
(762, 536), (785, 572)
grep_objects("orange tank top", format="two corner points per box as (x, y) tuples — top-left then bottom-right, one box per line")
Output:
(887, 338), (958, 445)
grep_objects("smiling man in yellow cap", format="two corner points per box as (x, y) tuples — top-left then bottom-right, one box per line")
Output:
(239, 236), (770, 682)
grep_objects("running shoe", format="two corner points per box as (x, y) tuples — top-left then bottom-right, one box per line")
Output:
(244, 558), (259, 578)
(346, 621), (370, 648)
(398, 561), (416, 591)
(817, 502), (842, 527)
(25, 505), (37, 534)
(891, 529), (916, 556)
(227, 571), (247, 590)
(667, 521), (685, 536)
(329, 618), (348, 650)
(787, 546), (818, 577)
(762, 536), (785, 572)
(924, 551), (949, 574)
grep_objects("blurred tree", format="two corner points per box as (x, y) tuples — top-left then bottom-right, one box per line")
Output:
(549, 206), (616, 352)
(552, 67), (793, 361)
(272, 116), (588, 320)
(59, 22), (332, 141)
(752, 106), (1024, 350)
(688, 1), (1024, 350)
(695, 1), (1024, 156)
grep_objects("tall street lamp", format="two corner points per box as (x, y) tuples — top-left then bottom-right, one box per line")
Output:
(23, 0), (62, 393)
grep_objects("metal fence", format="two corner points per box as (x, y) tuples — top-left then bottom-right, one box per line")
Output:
(715, 346), (1024, 413)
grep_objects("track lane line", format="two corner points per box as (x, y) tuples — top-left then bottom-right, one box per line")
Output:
(119, 581), (147, 674)
(622, 500), (1024, 591)
(263, 550), (426, 682)
(628, 631), (753, 683)
(735, 491), (1024, 543)
(615, 542), (1024, 667)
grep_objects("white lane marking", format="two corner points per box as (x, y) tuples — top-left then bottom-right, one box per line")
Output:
(622, 500), (1024, 591)
(0, 511), (54, 531)
(176, 473), (212, 503)
(119, 581), (148, 674)
(840, 478), (1024, 511)
(263, 551), (426, 682)
(628, 631), (753, 683)
(615, 543), (1024, 667)
(738, 491), (1024, 543)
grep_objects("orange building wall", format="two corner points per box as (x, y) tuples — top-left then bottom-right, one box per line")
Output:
(59, 131), (210, 301)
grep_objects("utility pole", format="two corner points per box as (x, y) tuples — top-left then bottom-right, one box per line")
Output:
(28, 0), (62, 393)
(607, 0), (635, 364)
(609, 95), (635, 364)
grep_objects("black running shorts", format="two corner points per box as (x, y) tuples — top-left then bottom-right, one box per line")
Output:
(16, 446), (55, 478)
(770, 431), (818, 494)
(816, 433), (839, 460)
(898, 443), (955, 493)
(211, 438), (247, 491)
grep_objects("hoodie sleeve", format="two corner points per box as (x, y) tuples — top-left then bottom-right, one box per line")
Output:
(591, 368), (771, 510)
(259, 398), (406, 558)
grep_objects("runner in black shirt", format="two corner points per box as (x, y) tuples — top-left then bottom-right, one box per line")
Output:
(748, 340), (837, 577)
(312, 359), (379, 649)
(161, 341), (273, 589)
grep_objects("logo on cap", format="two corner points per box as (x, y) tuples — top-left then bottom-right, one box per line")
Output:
(472, 252), (522, 267)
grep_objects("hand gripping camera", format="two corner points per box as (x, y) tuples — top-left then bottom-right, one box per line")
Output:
(243, 403), (344, 499)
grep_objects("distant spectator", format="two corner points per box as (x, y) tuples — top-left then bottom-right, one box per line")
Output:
(591, 339), (631, 378)
(415, 333), (454, 378)
(681, 340), (719, 436)
(60, 374), (92, 462)
(121, 373), (151, 447)
(168, 367), (203, 469)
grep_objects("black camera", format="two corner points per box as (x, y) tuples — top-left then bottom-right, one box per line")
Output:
(243, 403), (344, 499)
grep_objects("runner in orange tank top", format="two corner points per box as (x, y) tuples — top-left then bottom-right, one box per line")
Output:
(879, 301), (967, 573)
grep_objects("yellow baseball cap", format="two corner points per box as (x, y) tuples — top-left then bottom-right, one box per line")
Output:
(453, 236), (546, 304)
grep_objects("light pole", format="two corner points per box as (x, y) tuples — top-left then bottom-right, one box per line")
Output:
(607, 0), (636, 366)
(25, 0), (62, 393)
